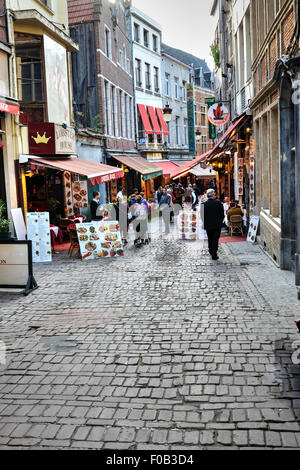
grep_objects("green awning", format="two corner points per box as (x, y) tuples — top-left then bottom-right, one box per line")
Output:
(111, 155), (163, 181)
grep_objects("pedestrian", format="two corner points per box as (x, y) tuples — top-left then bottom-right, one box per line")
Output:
(90, 191), (103, 221)
(117, 197), (129, 244)
(192, 187), (199, 210)
(159, 187), (172, 234)
(167, 188), (175, 223)
(131, 195), (148, 246)
(140, 192), (150, 214)
(223, 196), (231, 229)
(203, 188), (224, 260)
(129, 188), (139, 207)
(227, 201), (243, 222)
(184, 185), (193, 204)
(117, 187), (126, 204)
(155, 186), (163, 205)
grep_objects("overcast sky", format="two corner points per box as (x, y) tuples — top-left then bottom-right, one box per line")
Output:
(132, 0), (218, 71)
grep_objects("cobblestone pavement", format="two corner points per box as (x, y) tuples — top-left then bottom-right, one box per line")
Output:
(0, 234), (300, 450)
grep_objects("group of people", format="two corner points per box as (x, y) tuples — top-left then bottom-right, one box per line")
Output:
(90, 183), (244, 259)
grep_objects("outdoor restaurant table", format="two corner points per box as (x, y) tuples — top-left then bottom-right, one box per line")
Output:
(50, 224), (63, 249)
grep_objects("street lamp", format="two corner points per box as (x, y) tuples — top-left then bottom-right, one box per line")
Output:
(195, 130), (202, 141)
(163, 104), (173, 123)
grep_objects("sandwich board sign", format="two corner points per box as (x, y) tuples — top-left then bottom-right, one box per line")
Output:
(0, 240), (38, 295)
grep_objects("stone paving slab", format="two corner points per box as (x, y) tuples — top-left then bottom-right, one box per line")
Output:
(0, 234), (299, 449)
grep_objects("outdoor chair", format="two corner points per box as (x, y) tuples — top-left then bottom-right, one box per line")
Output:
(228, 214), (243, 237)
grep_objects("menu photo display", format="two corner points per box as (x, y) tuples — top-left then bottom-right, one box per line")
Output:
(76, 221), (124, 261)
(178, 210), (198, 240)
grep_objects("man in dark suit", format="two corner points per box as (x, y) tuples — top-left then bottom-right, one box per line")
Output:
(204, 189), (224, 260)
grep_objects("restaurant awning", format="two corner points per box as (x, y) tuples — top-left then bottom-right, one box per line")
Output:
(111, 155), (163, 181)
(152, 161), (180, 178)
(205, 114), (247, 163)
(148, 106), (162, 135)
(171, 151), (212, 179)
(171, 114), (248, 180)
(156, 108), (170, 136)
(27, 156), (124, 186)
(137, 104), (153, 135)
(0, 97), (20, 115)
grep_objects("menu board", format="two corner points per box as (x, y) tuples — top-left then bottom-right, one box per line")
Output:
(247, 216), (260, 244)
(178, 209), (198, 240)
(76, 221), (124, 261)
(234, 153), (244, 200)
(249, 155), (255, 218)
(63, 171), (73, 216)
(26, 212), (52, 262)
(72, 181), (88, 213)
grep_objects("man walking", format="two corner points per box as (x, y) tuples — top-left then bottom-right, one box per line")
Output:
(204, 189), (224, 260)
(159, 188), (172, 235)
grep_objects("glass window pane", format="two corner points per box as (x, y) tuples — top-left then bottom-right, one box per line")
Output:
(34, 64), (41, 79)
(21, 64), (31, 79)
(34, 81), (43, 101)
(22, 82), (32, 101)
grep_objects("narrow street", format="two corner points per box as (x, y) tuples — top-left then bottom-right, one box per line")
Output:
(0, 236), (300, 449)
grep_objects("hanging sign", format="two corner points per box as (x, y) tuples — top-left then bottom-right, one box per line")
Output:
(0, 241), (38, 295)
(249, 155), (255, 217)
(208, 103), (230, 126)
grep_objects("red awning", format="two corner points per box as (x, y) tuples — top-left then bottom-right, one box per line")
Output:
(156, 108), (170, 136)
(0, 100), (20, 115)
(137, 104), (153, 135)
(147, 106), (162, 135)
(206, 114), (247, 162)
(152, 161), (179, 178)
(171, 152), (212, 179)
(28, 156), (124, 186)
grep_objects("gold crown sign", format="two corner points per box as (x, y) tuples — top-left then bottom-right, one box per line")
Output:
(32, 132), (52, 145)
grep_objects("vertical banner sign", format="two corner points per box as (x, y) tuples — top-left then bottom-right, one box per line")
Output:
(187, 83), (196, 153)
(249, 155), (255, 217)
(26, 212), (52, 263)
(234, 153), (244, 200)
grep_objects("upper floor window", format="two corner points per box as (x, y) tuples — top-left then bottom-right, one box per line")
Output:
(174, 77), (179, 99)
(105, 27), (112, 59)
(165, 73), (170, 96)
(182, 81), (187, 101)
(135, 59), (142, 86)
(145, 63), (151, 90)
(154, 67), (159, 93)
(143, 29), (149, 48)
(122, 44), (126, 69)
(153, 34), (158, 52)
(134, 23), (140, 43)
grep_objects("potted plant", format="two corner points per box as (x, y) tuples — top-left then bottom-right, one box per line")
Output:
(0, 199), (11, 240)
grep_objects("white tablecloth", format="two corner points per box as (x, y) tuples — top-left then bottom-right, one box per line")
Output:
(50, 226), (59, 237)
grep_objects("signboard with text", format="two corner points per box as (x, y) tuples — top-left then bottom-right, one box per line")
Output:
(28, 122), (76, 155)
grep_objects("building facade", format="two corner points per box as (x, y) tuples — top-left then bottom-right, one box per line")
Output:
(126, 6), (167, 161)
(251, 0), (296, 267)
(68, 0), (136, 202)
(161, 49), (190, 162)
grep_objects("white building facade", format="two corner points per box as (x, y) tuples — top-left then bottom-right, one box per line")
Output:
(161, 52), (191, 161)
(127, 7), (167, 160)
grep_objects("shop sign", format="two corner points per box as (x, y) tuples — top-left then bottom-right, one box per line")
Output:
(76, 221), (124, 261)
(208, 103), (230, 126)
(0, 101), (20, 115)
(28, 122), (76, 155)
(187, 100), (196, 153)
(0, 241), (38, 296)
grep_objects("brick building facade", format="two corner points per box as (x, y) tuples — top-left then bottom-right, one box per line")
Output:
(250, 0), (296, 266)
(68, 0), (135, 154)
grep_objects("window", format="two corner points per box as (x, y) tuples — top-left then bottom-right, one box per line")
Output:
(165, 73), (170, 96)
(184, 119), (188, 145)
(200, 106), (206, 126)
(174, 77), (179, 99)
(111, 86), (118, 137)
(105, 27), (112, 59)
(119, 90), (124, 137)
(127, 58), (131, 74)
(122, 45), (126, 69)
(153, 34), (158, 52)
(104, 81), (111, 135)
(134, 23), (140, 42)
(135, 59), (142, 86)
(17, 44), (43, 103)
(182, 81), (187, 101)
(154, 67), (159, 92)
(175, 116), (180, 145)
(125, 94), (129, 138)
(129, 97), (134, 139)
(119, 49), (123, 67)
(143, 29), (149, 47)
(145, 63), (151, 90)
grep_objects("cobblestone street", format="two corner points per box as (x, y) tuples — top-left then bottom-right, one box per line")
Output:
(0, 236), (300, 450)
